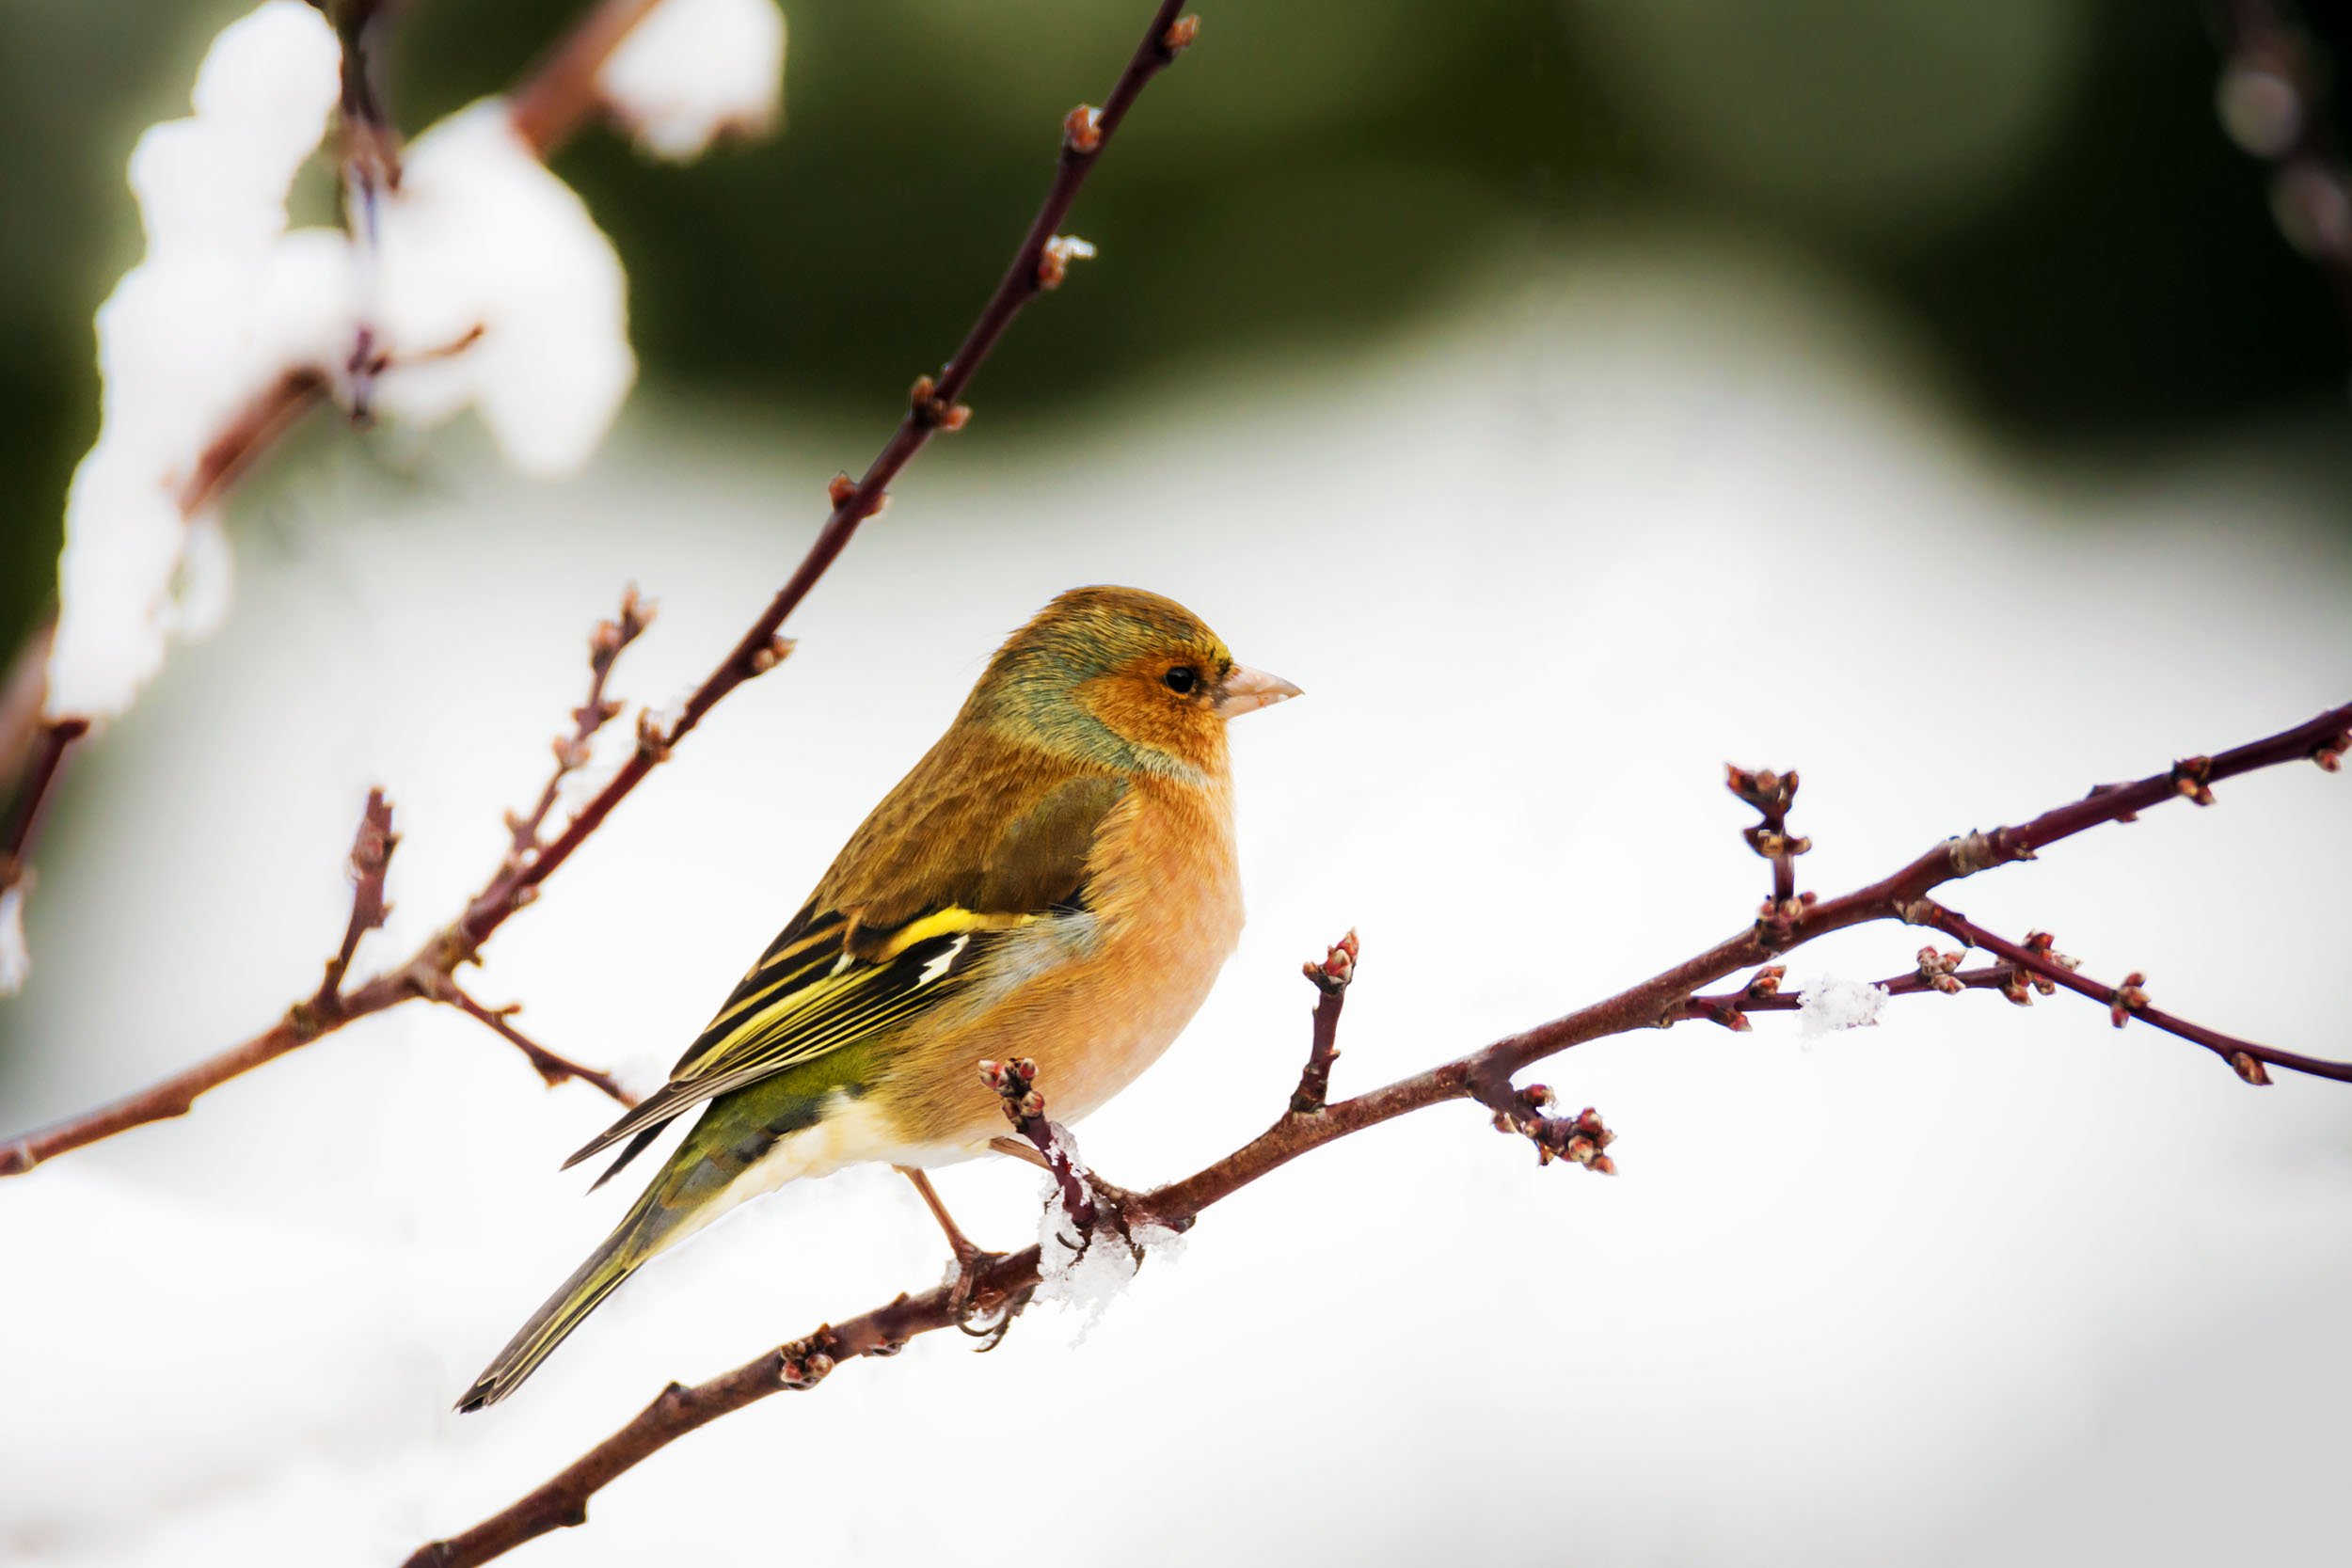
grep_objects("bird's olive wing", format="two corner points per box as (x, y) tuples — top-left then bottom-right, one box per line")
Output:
(560, 765), (1128, 1175)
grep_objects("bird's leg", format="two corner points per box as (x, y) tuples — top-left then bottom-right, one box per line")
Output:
(898, 1165), (985, 1259)
(896, 1165), (1012, 1340)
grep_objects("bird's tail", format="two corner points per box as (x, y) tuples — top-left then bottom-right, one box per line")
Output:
(455, 1179), (675, 1413)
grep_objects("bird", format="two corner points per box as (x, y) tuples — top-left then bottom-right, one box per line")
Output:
(455, 585), (1299, 1410)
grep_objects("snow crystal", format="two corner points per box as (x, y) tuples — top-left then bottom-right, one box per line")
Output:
(1027, 1122), (1182, 1339)
(598, 0), (787, 162)
(369, 101), (635, 475)
(43, 0), (342, 723)
(1796, 974), (1890, 1040)
(0, 885), (28, 995)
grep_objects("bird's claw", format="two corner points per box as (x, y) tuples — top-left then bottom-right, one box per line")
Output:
(947, 1244), (1019, 1344)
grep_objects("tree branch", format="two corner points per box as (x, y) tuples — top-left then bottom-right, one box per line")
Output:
(402, 698), (2352, 1565)
(0, 0), (1202, 1176)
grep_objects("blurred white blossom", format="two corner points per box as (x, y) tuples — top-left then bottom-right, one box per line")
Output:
(367, 101), (635, 475)
(598, 0), (787, 161)
(40, 0), (775, 725)
(44, 0), (341, 723)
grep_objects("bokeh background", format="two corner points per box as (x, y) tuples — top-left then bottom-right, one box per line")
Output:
(4, 2), (2351, 1565)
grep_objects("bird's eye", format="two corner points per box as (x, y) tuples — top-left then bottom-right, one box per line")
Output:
(1164, 665), (1200, 694)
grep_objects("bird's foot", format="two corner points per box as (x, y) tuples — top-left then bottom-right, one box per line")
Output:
(946, 1243), (1025, 1348)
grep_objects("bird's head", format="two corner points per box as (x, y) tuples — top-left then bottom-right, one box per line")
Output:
(970, 586), (1300, 776)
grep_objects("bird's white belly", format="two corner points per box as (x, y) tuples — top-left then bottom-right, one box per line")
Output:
(647, 1094), (935, 1258)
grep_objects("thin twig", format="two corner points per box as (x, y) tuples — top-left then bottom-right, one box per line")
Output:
(313, 786), (397, 1006)
(401, 698), (2352, 1566)
(1726, 765), (1808, 946)
(333, 0), (403, 417)
(501, 587), (655, 864)
(437, 985), (638, 1105)
(0, 718), (88, 895)
(981, 1056), (1094, 1236)
(0, 0), (1201, 1175)
(508, 0), (665, 159)
(1916, 902), (2349, 1085)
(1289, 928), (1357, 1113)
(1681, 958), (2032, 1030)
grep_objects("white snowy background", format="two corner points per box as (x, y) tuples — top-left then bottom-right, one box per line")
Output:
(4, 235), (2350, 1566)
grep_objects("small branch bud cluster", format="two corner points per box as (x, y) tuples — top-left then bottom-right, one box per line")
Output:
(1303, 927), (1359, 995)
(907, 373), (971, 432)
(2109, 971), (2150, 1029)
(774, 1328), (836, 1390)
(2019, 930), (2074, 998)
(1062, 103), (1104, 155)
(1036, 233), (1098, 291)
(1724, 765), (1798, 817)
(2171, 755), (2217, 806)
(1915, 946), (1966, 995)
(1490, 1085), (1617, 1174)
(981, 1056), (1049, 1127)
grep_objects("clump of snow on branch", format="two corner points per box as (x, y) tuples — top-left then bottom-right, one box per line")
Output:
(43, 0), (342, 722)
(44, 0), (679, 725)
(0, 886), (29, 994)
(1796, 974), (1891, 1040)
(597, 0), (787, 162)
(367, 102), (634, 475)
(1030, 1122), (1183, 1339)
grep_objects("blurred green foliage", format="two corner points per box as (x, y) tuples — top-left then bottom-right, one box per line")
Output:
(2, 0), (2346, 657)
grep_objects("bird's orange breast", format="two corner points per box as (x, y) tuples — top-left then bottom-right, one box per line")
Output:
(869, 768), (1243, 1154)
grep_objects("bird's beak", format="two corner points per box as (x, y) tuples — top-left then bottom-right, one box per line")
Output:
(1215, 665), (1303, 719)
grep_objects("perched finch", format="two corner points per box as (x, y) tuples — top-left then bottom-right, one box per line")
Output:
(459, 586), (1298, 1409)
